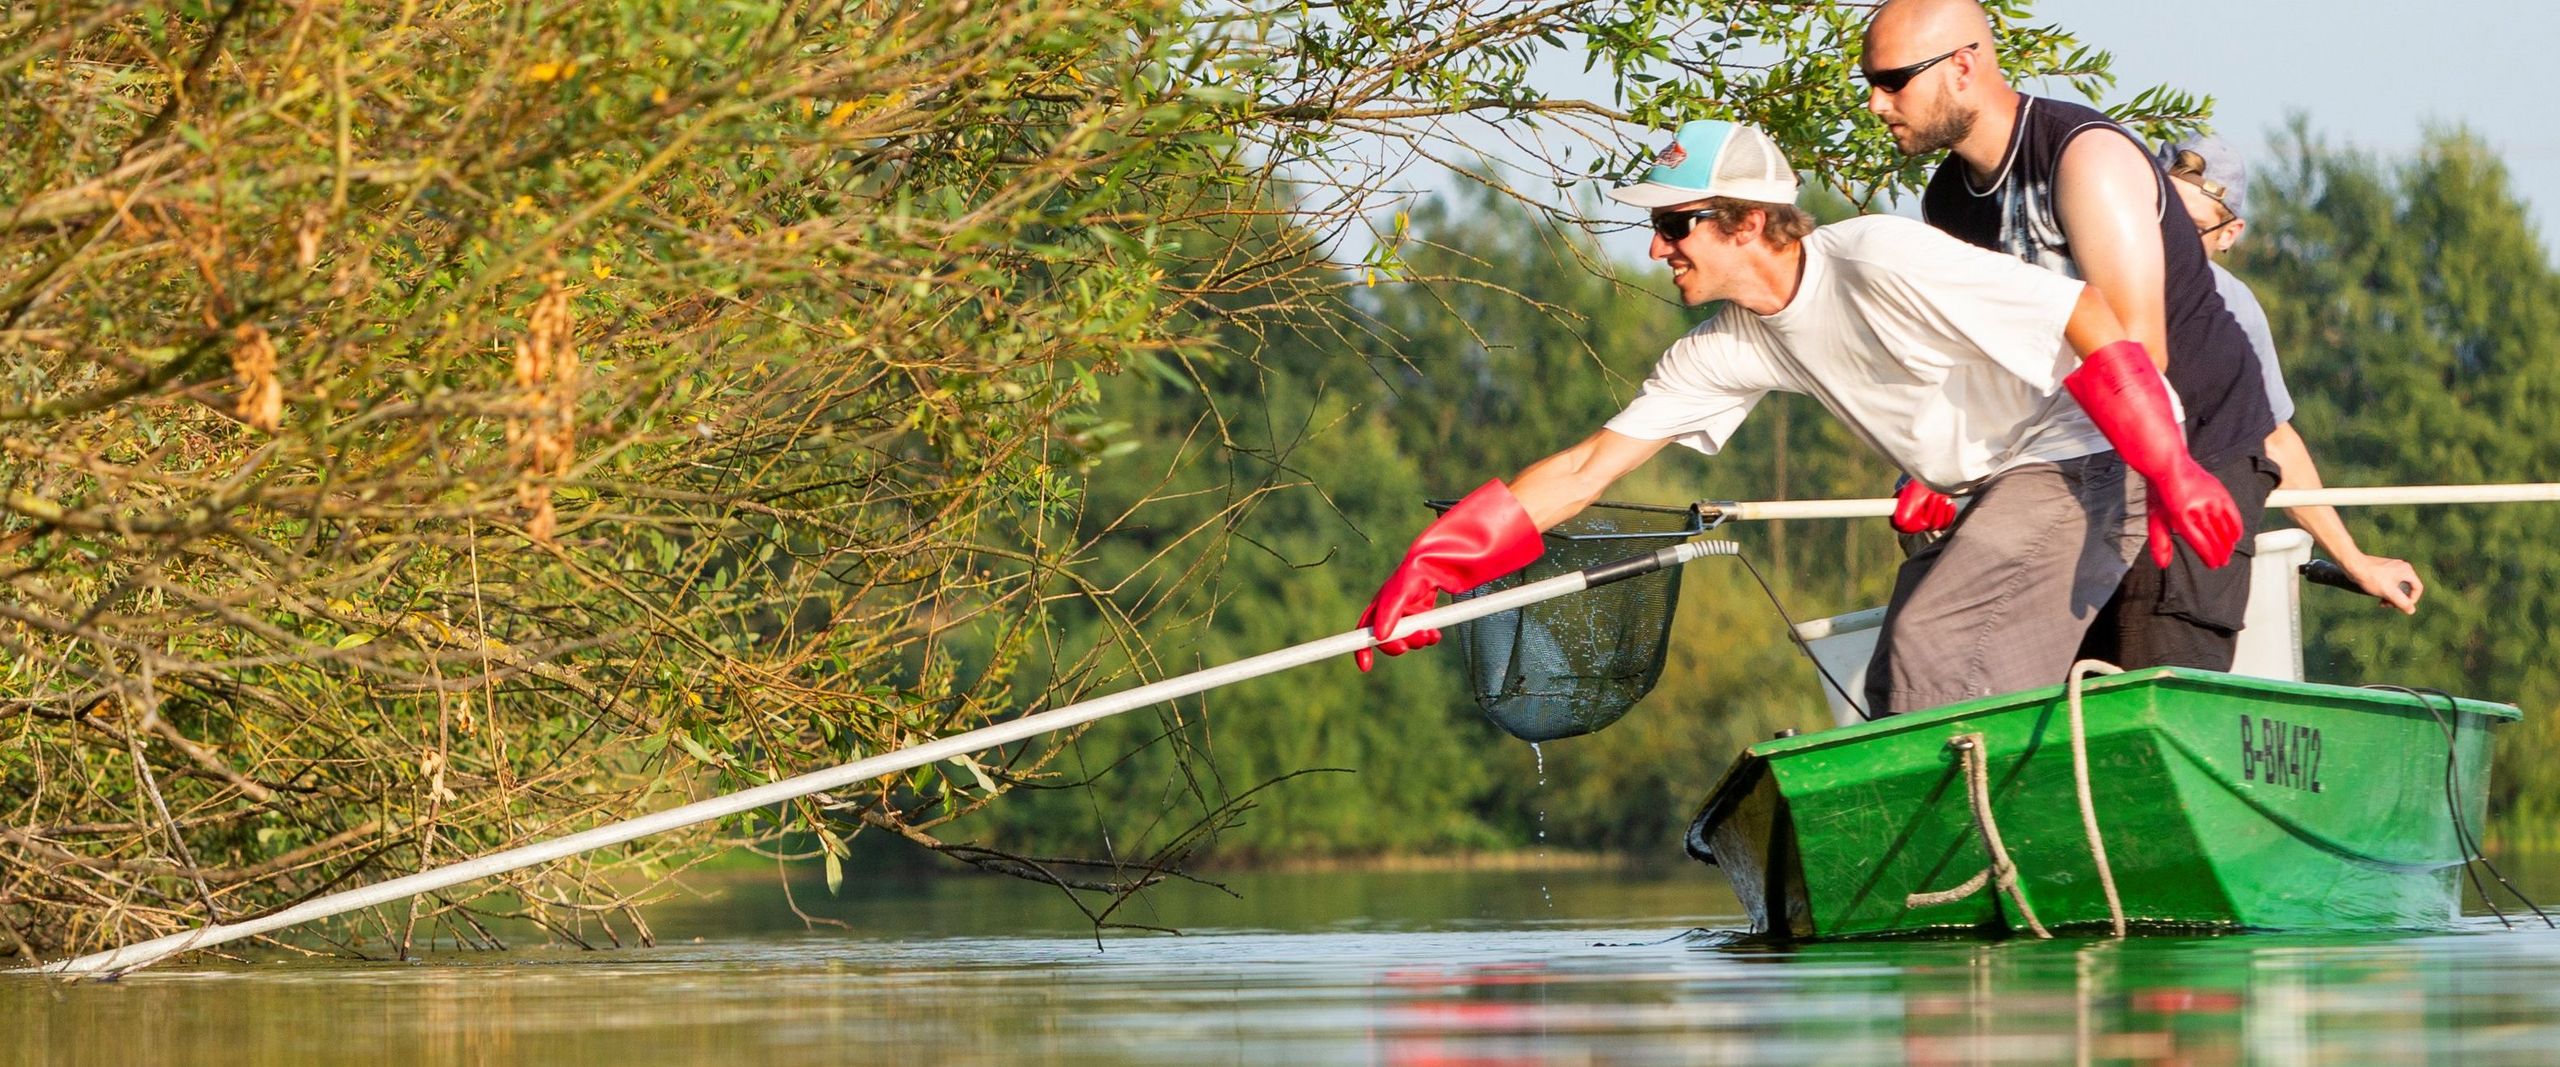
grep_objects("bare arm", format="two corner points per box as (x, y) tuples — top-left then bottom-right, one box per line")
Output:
(1508, 428), (1675, 530)
(2055, 130), (2173, 371)
(2061, 281), (2129, 357)
(2264, 421), (2423, 614)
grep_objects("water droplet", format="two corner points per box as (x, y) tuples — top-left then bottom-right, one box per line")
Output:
(1530, 742), (1552, 910)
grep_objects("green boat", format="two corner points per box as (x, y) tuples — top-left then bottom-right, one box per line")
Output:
(1685, 666), (2518, 939)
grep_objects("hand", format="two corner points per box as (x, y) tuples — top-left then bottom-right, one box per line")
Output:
(2344, 554), (2425, 614)
(2064, 340), (2243, 568)
(1891, 477), (1956, 534)
(1357, 572), (1446, 666)
(2138, 458), (2243, 569)
(1356, 480), (1545, 671)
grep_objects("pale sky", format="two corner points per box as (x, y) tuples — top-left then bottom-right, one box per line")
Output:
(2024, 0), (2557, 243)
(1334, 2), (2560, 263)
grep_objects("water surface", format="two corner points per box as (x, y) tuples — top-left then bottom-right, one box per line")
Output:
(15, 862), (2560, 1065)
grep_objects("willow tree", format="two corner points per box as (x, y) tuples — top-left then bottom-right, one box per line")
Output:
(0, 0), (2179, 959)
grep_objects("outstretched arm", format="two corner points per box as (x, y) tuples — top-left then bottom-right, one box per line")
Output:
(2264, 422), (2423, 613)
(1509, 429), (1676, 529)
(2062, 281), (2131, 355)
(1355, 429), (1672, 670)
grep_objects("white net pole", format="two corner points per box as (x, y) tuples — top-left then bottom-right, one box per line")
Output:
(30, 542), (1724, 979)
(1702, 483), (2560, 522)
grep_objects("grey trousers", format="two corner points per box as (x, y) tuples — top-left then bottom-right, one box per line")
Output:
(1862, 454), (2145, 717)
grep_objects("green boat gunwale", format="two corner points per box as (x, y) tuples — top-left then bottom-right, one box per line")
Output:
(1745, 667), (2519, 761)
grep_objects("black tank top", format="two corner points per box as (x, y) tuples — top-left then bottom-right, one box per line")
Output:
(1921, 96), (2273, 466)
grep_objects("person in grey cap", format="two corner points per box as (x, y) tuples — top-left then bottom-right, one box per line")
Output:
(1351, 119), (2240, 717)
(2160, 136), (2424, 612)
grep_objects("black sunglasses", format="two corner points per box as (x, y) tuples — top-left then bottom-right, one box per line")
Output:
(1861, 42), (1976, 93)
(1649, 209), (1716, 242)
(2168, 168), (2239, 237)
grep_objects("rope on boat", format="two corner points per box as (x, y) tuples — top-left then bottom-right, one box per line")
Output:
(1903, 667), (2129, 939)
(1906, 732), (2050, 938)
(1903, 867), (1991, 907)
(2068, 660), (2129, 937)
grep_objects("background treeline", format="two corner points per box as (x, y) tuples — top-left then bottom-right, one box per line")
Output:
(957, 125), (2560, 871)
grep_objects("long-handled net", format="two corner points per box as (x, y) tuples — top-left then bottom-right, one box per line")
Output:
(1443, 501), (1705, 742)
(35, 538), (1729, 978)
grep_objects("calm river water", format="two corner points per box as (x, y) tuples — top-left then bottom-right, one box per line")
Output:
(16, 857), (2560, 1065)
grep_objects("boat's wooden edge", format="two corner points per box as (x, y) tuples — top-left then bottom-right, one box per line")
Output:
(1684, 752), (1769, 865)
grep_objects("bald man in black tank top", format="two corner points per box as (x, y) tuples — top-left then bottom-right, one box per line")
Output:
(1862, 0), (2279, 672)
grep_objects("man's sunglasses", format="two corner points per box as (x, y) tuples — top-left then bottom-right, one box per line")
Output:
(2167, 156), (2239, 237)
(1861, 42), (1976, 93)
(1650, 209), (1716, 242)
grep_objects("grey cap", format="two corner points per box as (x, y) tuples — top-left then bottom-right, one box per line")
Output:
(2155, 134), (2247, 218)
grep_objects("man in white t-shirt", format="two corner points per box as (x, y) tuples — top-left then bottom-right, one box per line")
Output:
(1353, 120), (2243, 716)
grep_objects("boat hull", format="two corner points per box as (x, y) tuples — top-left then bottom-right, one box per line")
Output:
(1686, 668), (2516, 939)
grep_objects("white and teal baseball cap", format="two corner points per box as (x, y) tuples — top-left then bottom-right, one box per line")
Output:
(1605, 119), (1800, 209)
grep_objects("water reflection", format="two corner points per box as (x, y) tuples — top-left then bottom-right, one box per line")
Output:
(13, 867), (2560, 1066)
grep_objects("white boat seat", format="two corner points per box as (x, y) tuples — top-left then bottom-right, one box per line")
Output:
(1792, 529), (2316, 728)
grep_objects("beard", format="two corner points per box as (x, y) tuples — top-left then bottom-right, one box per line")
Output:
(1899, 102), (1977, 155)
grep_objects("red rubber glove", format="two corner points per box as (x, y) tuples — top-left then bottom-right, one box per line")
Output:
(2063, 340), (2243, 569)
(1890, 476), (1956, 534)
(1355, 479), (1545, 671)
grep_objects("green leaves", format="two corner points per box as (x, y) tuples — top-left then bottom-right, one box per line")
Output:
(817, 827), (851, 896)
(948, 754), (1003, 796)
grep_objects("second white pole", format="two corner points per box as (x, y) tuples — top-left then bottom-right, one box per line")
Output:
(1697, 482), (2560, 523)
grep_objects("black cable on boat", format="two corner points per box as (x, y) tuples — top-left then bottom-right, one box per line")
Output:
(2414, 686), (2556, 928)
(2363, 684), (2555, 929)
(2383, 683), (2512, 928)
(1730, 550), (1869, 720)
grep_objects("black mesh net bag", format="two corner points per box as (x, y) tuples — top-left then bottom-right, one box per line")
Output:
(1439, 500), (1702, 742)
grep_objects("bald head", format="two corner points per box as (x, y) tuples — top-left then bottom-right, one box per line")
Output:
(1864, 0), (2001, 80)
(1861, 0), (2012, 158)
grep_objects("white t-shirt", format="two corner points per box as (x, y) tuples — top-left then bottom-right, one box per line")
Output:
(1605, 215), (2112, 493)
